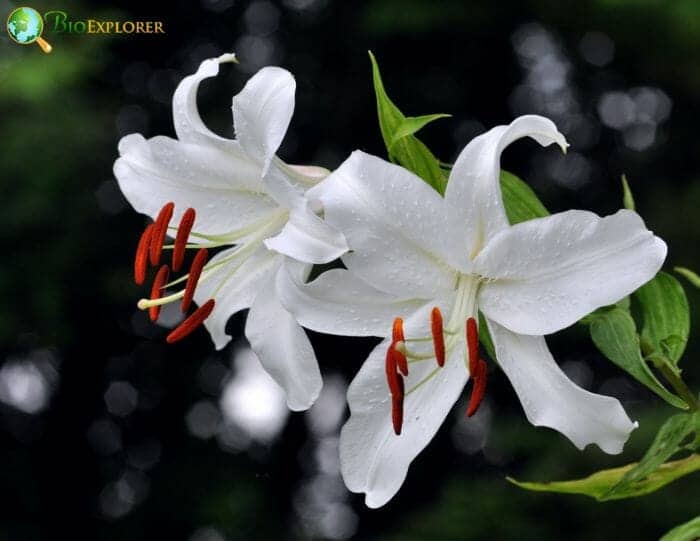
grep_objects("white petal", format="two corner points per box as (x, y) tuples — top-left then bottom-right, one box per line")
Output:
(264, 203), (348, 264)
(245, 266), (322, 411)
(172, 53), (239, 149)
(277, 260), (426, 337)
(340, 305), (468, 508)
(232, 66), (295, 171)
(193, 246), (280, 349)
(114, 134), (277, 236)
(487, 319), (636, 454)
(311, 151), (458, 299)
(476, 209), (667, 335)
(445, 115), (567, 265)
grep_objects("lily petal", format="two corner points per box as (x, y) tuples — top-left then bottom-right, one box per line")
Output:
(340, 304), (467, 508)
(232, 66), (295, 172)
(193, 246), (280, 349)
(487, 319), (637, 454)
(476, 209), (667, 335)
(264, 203), (348, 264)
(115, 134), (276, 235)
(277, 260), (426, 337)
(445, 115), (567, 266)
(310, 151), (458, 299)
(172, 53), (239, 149)
(245, 266), (322, 411)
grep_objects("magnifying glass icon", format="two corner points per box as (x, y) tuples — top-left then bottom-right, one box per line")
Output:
(6, 7), (52, 53)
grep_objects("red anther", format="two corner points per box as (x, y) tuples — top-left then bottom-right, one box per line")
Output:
(431, 307), (445, 367)
(182, 248), (208, 313)
(385, 344), (402, 397)
(149, 265), (170, 322)
(166, 299), (216, 344)
(394, 345), (409, 376)
(149, 202), (175, 266)
(466, 358), (488, 417)
(134, 224), (154, 285)
(390, 318), (408, 375)
(172, 208), (196, 272)
(391, 377), (404, 435)
(466, 317), (479, 375)
(392, 318), (405, 343)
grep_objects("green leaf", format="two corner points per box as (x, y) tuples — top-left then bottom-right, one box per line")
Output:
(606, 412), (699, 497)
(499, 171), (549, 224)
(621, 174), (636, 210)
(588, 307), (687, 409)
(675, 266), (700, 289)
(507, 454), (700, 501)
(389, 114), (451, 149)
(369, 51), (447, 193)
(634, 272), (690, 366)
(478, 312), (496, 362)
(660, 515), (700, 541)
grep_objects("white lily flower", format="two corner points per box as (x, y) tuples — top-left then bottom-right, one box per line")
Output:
(278, 115), (667, 507)
(113, 54), (347, 411)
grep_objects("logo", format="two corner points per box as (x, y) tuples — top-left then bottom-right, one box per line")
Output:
(6, 7), (165, 53)
(6, 6), (52, 53)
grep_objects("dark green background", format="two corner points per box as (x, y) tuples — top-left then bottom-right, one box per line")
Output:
(1, 0), (699, 539)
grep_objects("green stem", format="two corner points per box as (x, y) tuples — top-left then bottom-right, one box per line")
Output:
(656, 362), (700, 412)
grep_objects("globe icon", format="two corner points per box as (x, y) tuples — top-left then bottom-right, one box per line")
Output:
(6, 7), (51, 52)
(7, 6), (43, 44)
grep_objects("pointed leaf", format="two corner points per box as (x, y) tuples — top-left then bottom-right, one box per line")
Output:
(621, 174), (636, 210)
(389, 114), (451, 149)
(660, 516), (700, 541)
(478, 312), (496, 362)
(675, 266), (700, 289)
(499, 171), (549, 225)
(634, 272), (690, 366)
(369, 51), (447, 193)
(508, 454), (700, 501)
(606, 412), (699, 497)
(588, 307), (687, 409)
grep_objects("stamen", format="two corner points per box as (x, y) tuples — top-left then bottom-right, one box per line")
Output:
(391, 377), (404, 435)
(172, 208), (196, 272)
(149, 202), (175, 266)
(384, 344), (402, 397)
(466, 358), (488, 417)
(391, 318), (408, 376)
(149, 265), (170, 322)
(431, 307), (445, 367)
(166, 299), (216, 344)
(182, 248), (208, 313)
(466, 317), (479, 375)
(134, 224), (154, 285)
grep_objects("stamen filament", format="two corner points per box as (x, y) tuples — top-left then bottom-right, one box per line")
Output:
(182, 248), (208, 313)
(172, 208), (195, 272)
(150, 202), (174, 266)
(166, 299), (216, 344)
(149, 265), (170, 322)
(134, 224), (154, 285)
(405, 366), (441, 396)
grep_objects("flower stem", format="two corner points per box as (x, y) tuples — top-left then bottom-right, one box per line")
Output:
(655, 361), (700, 412)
